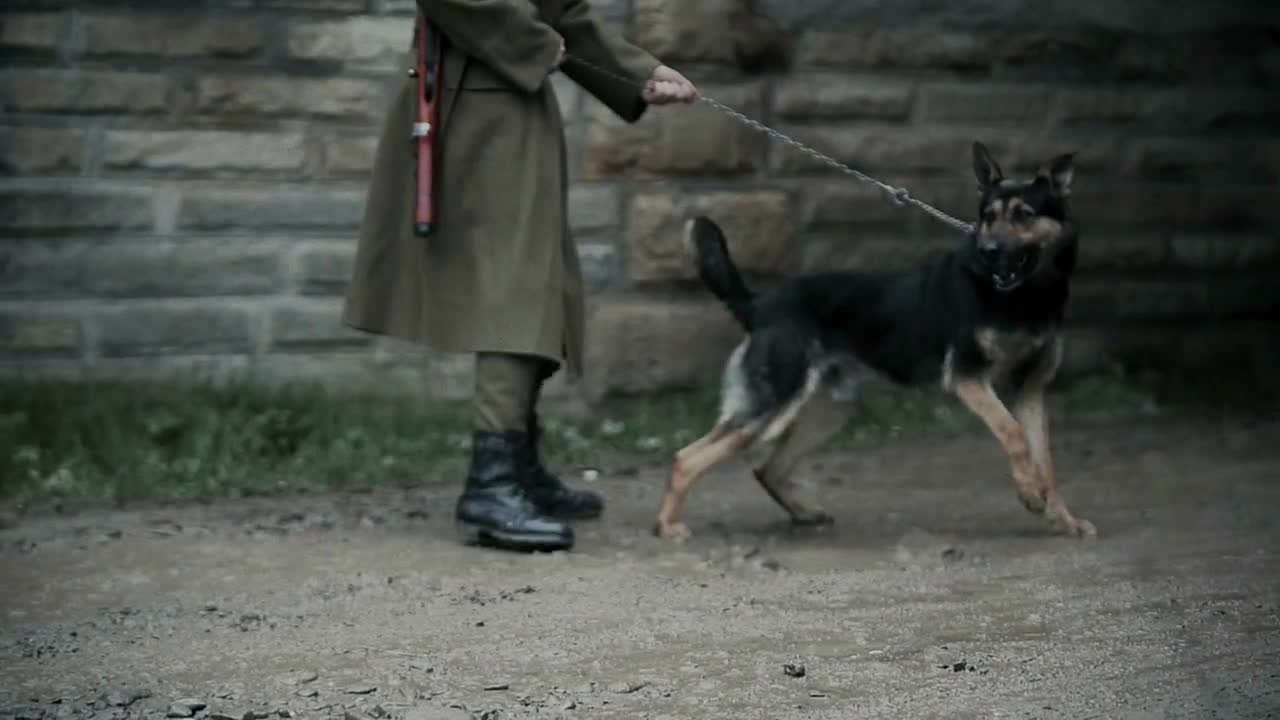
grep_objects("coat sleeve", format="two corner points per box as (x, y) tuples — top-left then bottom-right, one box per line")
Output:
(416, 0), (562, 93)
(554, 0), (662, 123)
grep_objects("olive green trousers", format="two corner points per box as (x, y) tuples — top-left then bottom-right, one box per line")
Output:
(473, 352), (555, 433)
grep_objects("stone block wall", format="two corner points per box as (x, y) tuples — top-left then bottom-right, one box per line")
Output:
(1, 0), (1277, 402)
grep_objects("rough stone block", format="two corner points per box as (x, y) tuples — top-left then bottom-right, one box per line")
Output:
(1110, 280), (1210, 321)
(800, 29), (990, 71)
(195, 75), (389, 123)
(1199, 186), (1280, 229)
(287, 17), (409, 68)
(0, 240), (85, 297)
(1069, 185), (1200, 228)
(1075, 235), (1168, 271)
(798, 180), (927, 230)
(568, 184), (620, 233)
(82, 240), (284, 298)
(1209, 274), (1280, 318)
(0, 127), (84, 174)
(1127, 140), (1277, 184)
(103, 131), (306, 173)
(0, 189), (154, 235)
(631, 0), (741, 63)
(799, 234), (955, 273)
(83, 15), (265, 57)
(291, 243), (354, 295)
(270, 302), (370, 350)
(916, 83), (1052, 126)
(0, 70), (169, 114)
(94, 305), (256, 357)
(774, 75), (914, 121)
(0, 313), (80, 357)
(177, 189), (365, 231)
(770, 126), (977, 176)
(1049, 88), (1178, 129)
(576, 242), (618, 293)
(584, 83), (764, 178)
(1189, 90), (1280, 133)
(583, 295), (743, 399)
(0, 13), (63, 53)
(627, 190), (792, 284)
(325, 135), (380, 175)
(1170, 234), (1280, 270)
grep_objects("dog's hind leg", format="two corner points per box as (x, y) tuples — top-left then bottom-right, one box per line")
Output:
(1011, 340), (1096, 538)
(754, 390), (854, 527)
(655, 426), (754, 540)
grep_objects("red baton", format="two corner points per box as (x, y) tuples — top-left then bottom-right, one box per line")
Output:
(412, 12), (442, 238)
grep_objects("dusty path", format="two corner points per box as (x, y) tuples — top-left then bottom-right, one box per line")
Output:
(3, 416), (1279, 720)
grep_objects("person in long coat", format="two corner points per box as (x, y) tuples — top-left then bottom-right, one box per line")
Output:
(342, 0), (698, 552)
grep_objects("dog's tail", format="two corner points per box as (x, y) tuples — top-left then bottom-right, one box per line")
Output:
(685, 215), (754, 330)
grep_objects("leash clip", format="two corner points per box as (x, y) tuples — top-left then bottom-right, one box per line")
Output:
(889, 187), (911, 206)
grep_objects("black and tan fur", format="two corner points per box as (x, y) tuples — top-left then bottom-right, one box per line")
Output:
(654, 142), (1096, 540)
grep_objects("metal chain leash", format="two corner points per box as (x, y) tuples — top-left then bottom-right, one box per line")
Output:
(562, 55), (975, 235)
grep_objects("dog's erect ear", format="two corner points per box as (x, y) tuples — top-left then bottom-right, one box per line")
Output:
(972, 142), (1003, 193)
(1039, 152), (1076, 196)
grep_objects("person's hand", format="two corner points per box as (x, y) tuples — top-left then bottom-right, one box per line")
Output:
(643, 65), (698, 104)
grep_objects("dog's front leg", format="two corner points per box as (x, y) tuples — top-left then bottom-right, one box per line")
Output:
(951, 379), (1061, 531)
(1011, 341), (1096, 537)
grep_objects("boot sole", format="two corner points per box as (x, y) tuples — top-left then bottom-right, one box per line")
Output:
(544, 507), (603, 521)
(457, 521), (573, 553)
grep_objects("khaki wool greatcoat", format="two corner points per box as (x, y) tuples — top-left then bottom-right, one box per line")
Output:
(342, 0), (660, 379)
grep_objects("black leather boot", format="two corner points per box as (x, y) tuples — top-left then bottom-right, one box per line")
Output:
(523, 413), (605, 520)
(455, 431), (574, 552)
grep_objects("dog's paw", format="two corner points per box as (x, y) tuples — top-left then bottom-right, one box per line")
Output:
(1049, 514), (1097, 538)
(1067, 517), (1097, 538)
(654, 521), (692, 541)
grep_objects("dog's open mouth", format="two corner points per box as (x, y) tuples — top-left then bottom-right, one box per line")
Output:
(992, 274), (1023, 292)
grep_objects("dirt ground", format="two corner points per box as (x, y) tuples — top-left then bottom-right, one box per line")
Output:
(2, 415), (1279, 720)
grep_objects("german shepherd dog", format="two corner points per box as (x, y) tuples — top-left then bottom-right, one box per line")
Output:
(654, 142), (1096, 540)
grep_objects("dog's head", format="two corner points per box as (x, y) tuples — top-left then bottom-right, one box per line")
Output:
(969, 142), (1076, 293)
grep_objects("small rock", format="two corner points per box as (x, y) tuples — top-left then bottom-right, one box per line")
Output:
(606, 681), (647, 694)
(167, 704), (195, 718)
(8, 705), (44, 720)
(808, 690), (828, 698)
(289, 671), (318, 685)
(295, 689), (318, 699)
(403, 709), (470, 720)
(783, 661), (806, 678)
(482, 683), (509, 691)
(174, 699), (206, 713)
(941, 547), (964, 562)
(561, 700), (577, 710)
(345, 685), (377, 695)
